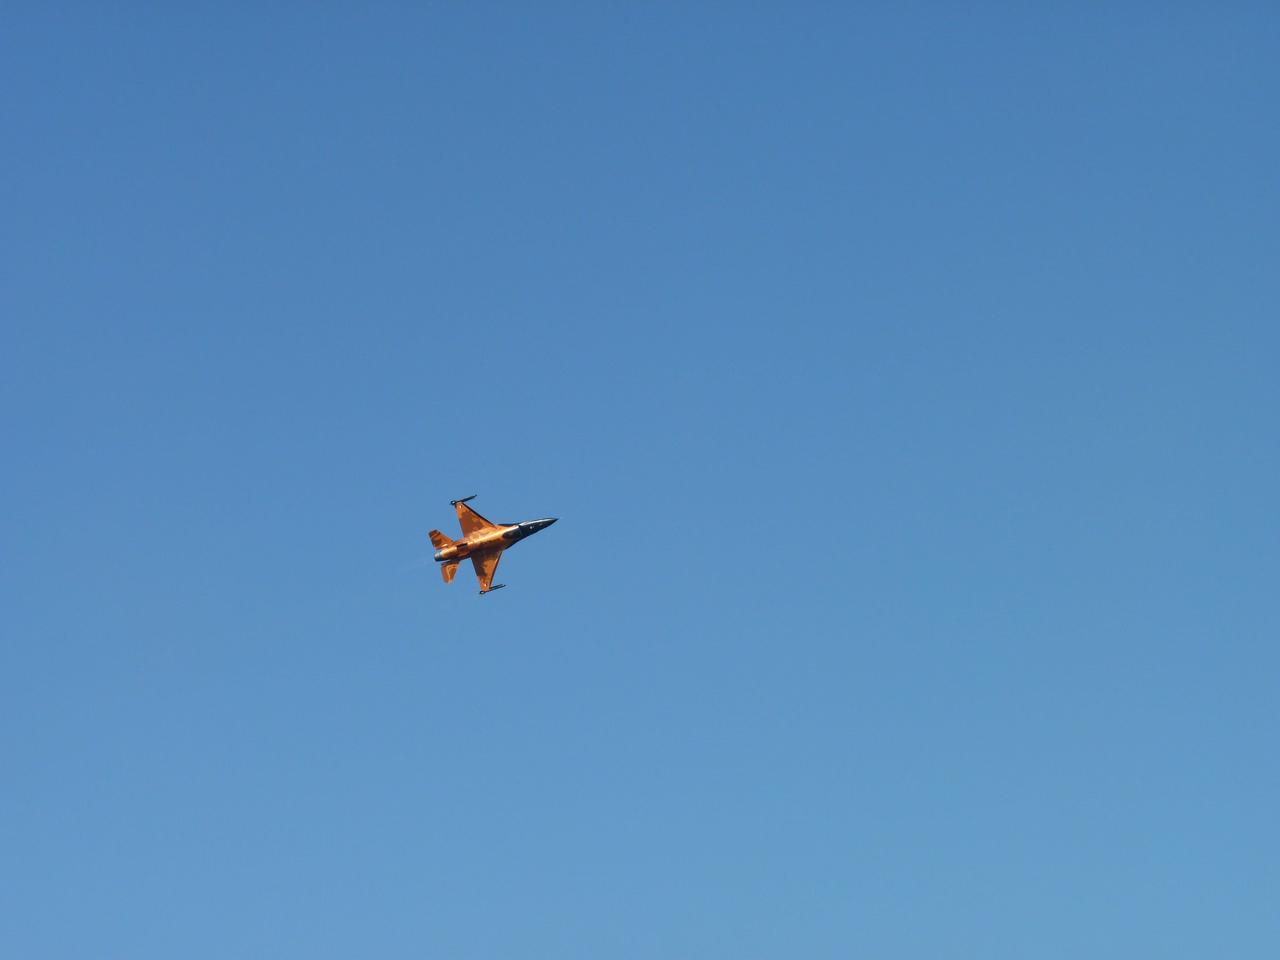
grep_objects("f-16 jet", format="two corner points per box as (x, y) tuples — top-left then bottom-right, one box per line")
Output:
(430, 496), (557, 595)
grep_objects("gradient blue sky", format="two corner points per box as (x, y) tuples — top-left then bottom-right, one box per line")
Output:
(3, 5), (1278, 958)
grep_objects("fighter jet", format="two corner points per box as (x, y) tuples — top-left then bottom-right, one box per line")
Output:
(429, 496), (558, 595)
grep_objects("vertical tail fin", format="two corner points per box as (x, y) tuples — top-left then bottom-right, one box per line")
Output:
(429, 530), (455, 549)
(441, 561), (460, 584)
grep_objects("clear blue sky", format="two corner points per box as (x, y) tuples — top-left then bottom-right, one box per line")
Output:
(3, 5), (1277, 957)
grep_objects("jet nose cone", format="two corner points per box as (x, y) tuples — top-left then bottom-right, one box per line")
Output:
(524, 517), (557, 534)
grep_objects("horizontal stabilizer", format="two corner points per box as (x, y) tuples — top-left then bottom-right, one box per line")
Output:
(429, 530), (455, 549)
(441, 561), (460, 584)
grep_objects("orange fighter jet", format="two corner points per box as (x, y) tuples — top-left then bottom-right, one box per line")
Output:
(429, 496), (558, 595)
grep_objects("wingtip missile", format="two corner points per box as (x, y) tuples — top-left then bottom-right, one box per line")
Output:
(450, 495), (477, 506)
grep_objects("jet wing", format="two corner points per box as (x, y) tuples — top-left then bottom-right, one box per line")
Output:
(470, 550), (502, 593)
(456, 500), (500, 537)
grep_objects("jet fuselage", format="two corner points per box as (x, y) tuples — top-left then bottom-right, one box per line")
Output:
(433, 517), (557, 563)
